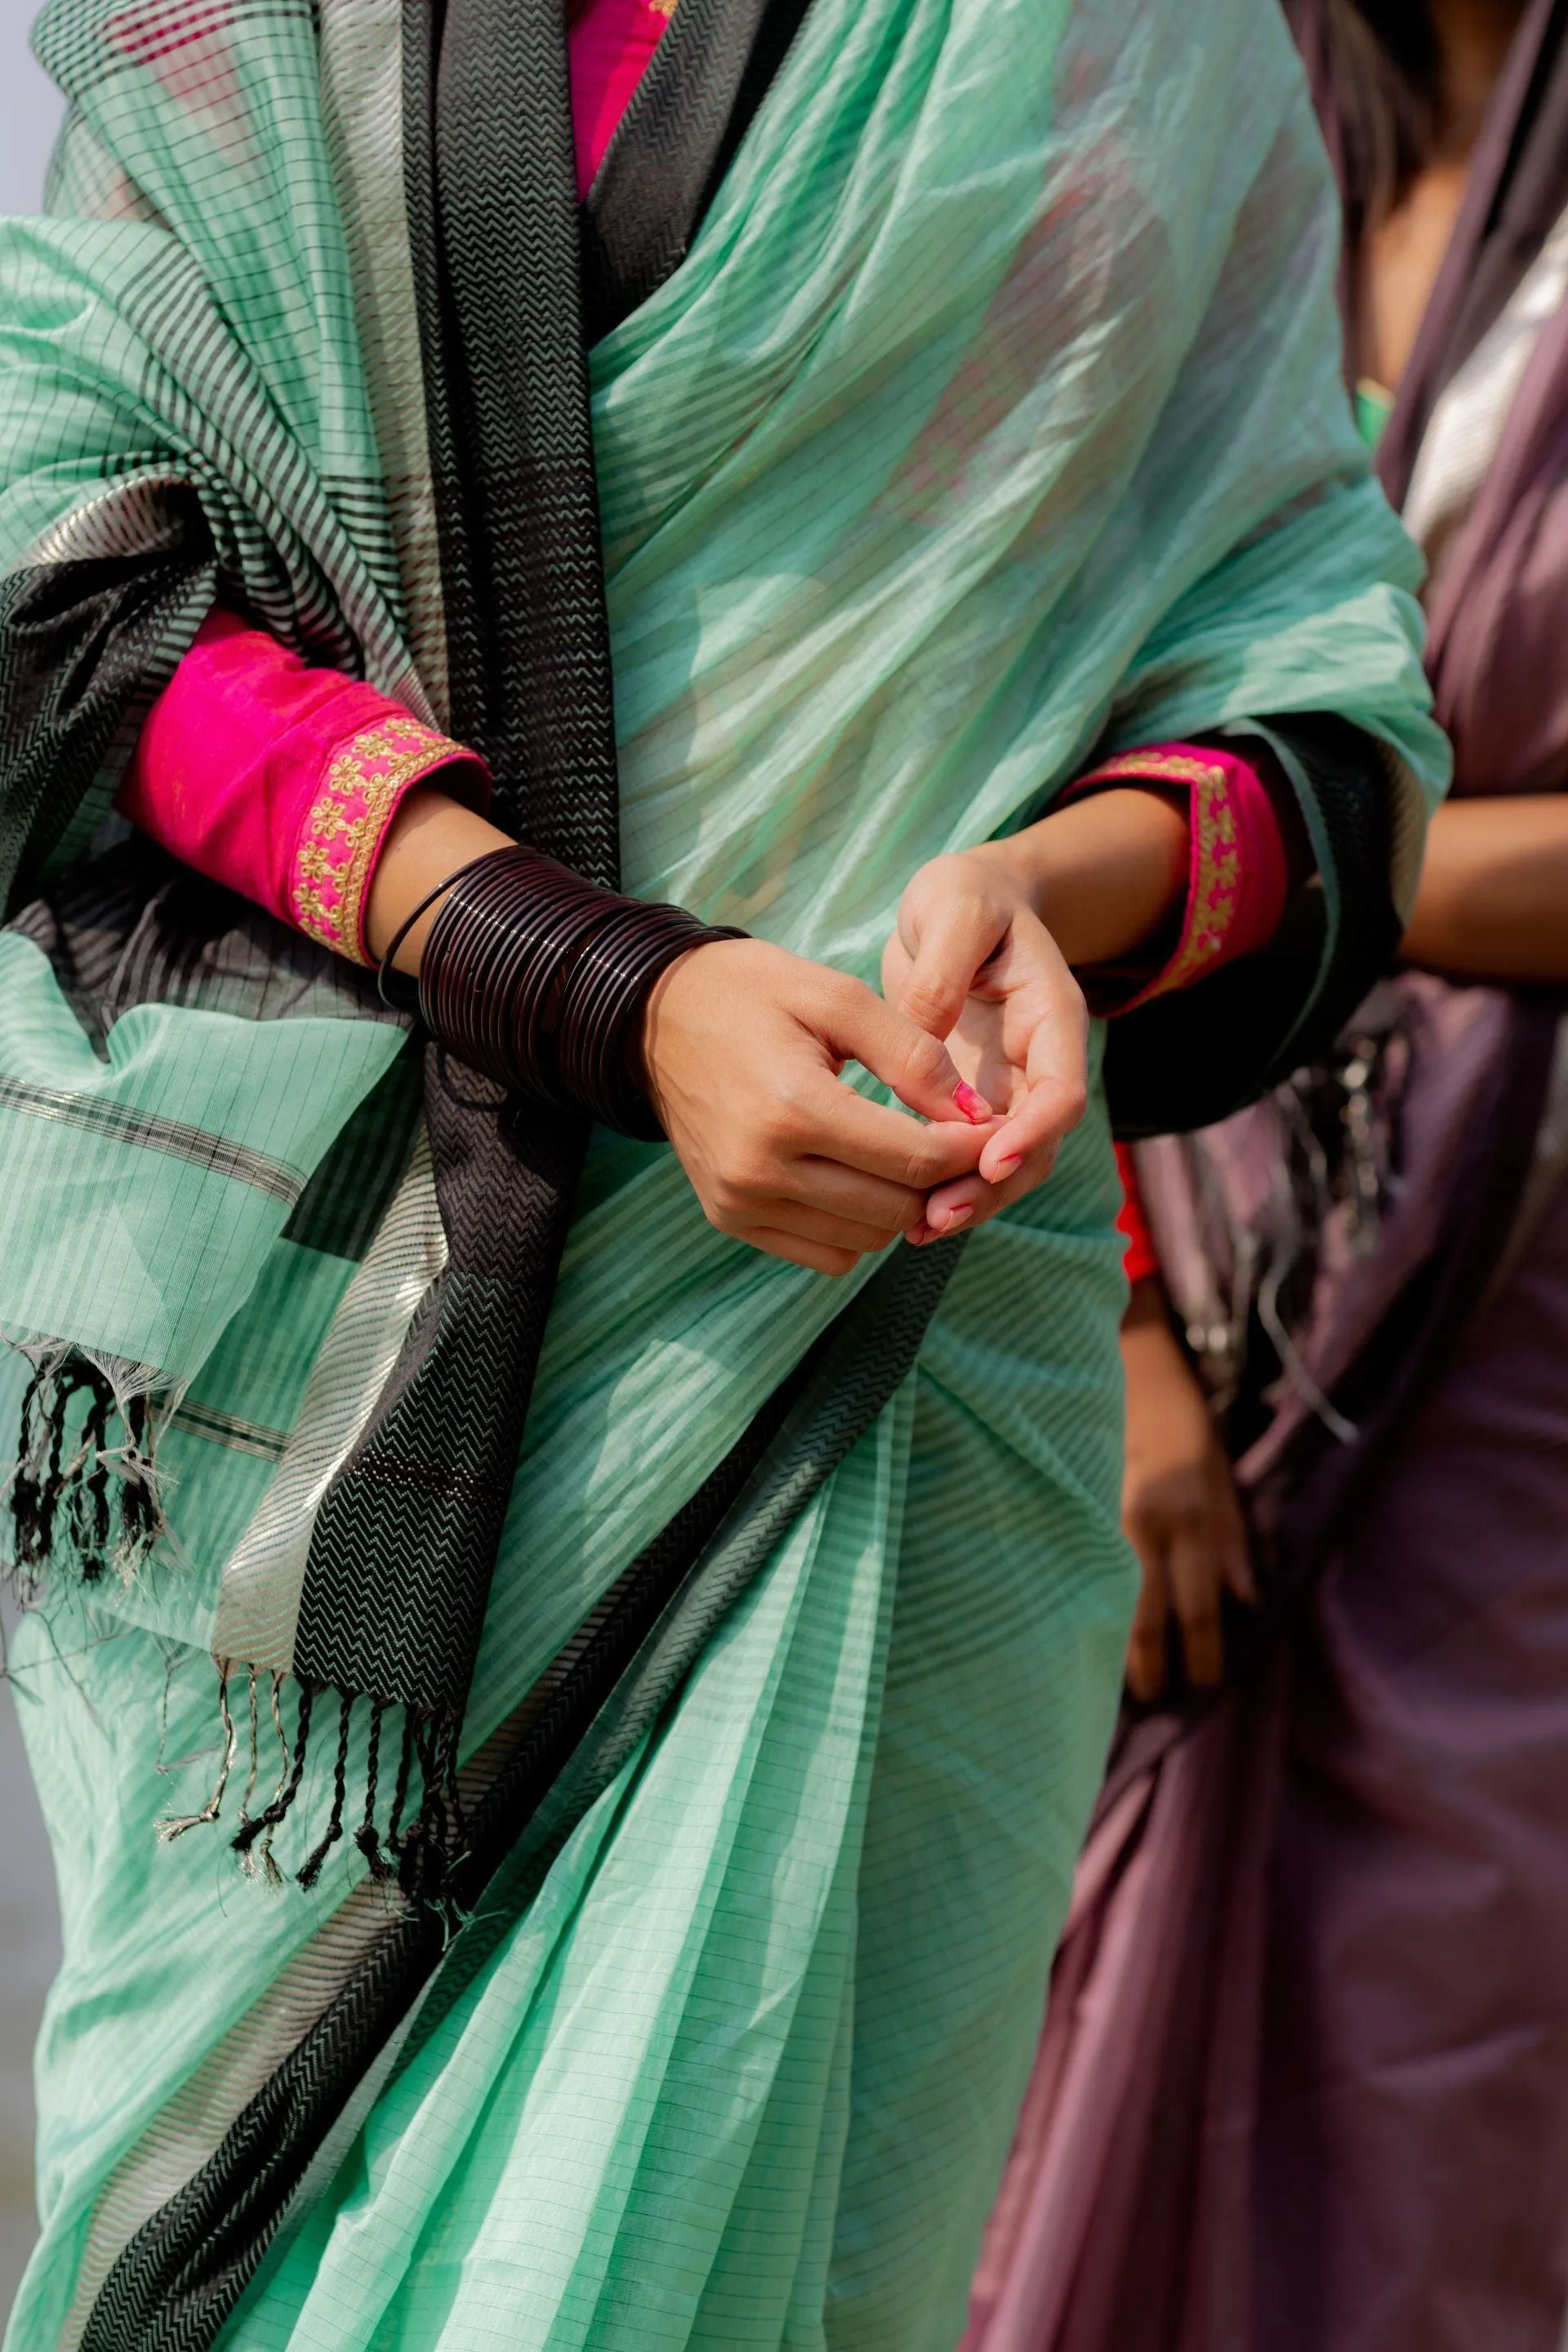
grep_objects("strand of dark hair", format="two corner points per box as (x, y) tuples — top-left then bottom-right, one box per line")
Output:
(1308, 0), (1441, 231)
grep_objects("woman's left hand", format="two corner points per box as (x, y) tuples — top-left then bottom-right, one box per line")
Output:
(882, 844), (1089, 1240)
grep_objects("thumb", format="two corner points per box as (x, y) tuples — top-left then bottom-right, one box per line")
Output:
(821, 976), (994, 1128)
(898, 893), (1004, 1045)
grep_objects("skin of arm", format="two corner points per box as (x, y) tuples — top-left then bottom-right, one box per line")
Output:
(1120, 1276), (1254, 1701)
(363, 777), (1190, 1274)
(1399, 795), (1568, 982)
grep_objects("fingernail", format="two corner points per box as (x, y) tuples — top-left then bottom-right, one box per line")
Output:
(992, 1152), (1022, 1177)
(904, 1222), (931, 1247)
(935, 1204), (973, 1233)
(954, 1082), (992, 1124)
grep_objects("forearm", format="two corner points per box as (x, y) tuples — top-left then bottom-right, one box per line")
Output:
(363, 784), (514, 969)
(987, 738), (1308, 985)
(979, 786), (1191, 966)
(1400, 795), (1568, 983)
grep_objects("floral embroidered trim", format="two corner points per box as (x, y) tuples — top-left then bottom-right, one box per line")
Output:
(1071, 750), (1243, 1008)
(291, 715), (472, 964)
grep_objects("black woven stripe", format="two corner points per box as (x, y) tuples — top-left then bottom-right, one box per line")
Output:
(298, 0), (612, 1719)
(282, 1048), (424, 1265)
(430, 0), (618, 875)
(581, 0), (814, 344)
(81, 1238), (960, 2352)
(299, 1064), (588, 1715)
(77, 1906), (448, 2352)
(400, 0), (477, 749)
(0, 546), (214, 917)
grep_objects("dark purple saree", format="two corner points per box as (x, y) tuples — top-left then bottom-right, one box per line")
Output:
(965, 7), (1568, 2346)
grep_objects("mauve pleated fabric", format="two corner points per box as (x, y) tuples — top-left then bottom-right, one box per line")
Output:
(966, 8), (1568, 2341)
(967, 1178), (1568, 2352)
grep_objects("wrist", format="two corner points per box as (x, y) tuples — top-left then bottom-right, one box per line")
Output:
(1121, 1272), (1172, 1335)
(417, 850), (746, 1138)
(639, 934), (731, 1126)
(1007, 786), (1190, 966)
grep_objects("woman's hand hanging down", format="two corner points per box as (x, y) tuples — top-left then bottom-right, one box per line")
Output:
(1120, 1279), (1255, 1701)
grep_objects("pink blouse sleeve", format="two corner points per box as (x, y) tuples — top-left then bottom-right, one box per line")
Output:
(568, 0), (675, 197)
(1058, 741), (1294, 1013)
(117, 609), (491, 967)
(115, 4), (679, 968)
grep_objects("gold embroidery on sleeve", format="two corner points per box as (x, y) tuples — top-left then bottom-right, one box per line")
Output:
(291, 715), (470, 964)
(1069, 751), (1243, 1005)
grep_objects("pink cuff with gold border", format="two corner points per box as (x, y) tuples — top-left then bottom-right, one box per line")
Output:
(118, 609), (491, 967)
(1059, 742), (1291, 1013)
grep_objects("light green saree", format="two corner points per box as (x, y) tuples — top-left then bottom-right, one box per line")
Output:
(0, 0), (1445, 2342)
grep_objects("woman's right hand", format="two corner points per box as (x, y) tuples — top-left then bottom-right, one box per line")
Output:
(1121, 1277), (1255, 1700)
(642, 937), (996, 1276)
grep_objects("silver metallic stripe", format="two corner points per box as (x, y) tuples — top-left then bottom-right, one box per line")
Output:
(210, 1127), (447, 1675)
(172, 1401), (291, 1460)
(0, 1076), (305, 1205)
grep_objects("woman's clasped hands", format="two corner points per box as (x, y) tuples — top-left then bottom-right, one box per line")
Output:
(641, 840), (1090, 1276)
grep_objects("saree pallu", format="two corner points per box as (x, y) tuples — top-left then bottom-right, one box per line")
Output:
(0, 0), (1446, 2344)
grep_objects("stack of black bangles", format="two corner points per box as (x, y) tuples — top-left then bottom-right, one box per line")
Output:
(380, 845), (747, 1141)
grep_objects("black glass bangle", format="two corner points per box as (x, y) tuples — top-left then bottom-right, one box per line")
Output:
(375, 854), (497, 1013)
(415, 845), (747, 1138)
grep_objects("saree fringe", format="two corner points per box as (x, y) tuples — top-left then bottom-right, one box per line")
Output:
(158, 1659), (469, 1901)
(7, 1339), (170, 1591)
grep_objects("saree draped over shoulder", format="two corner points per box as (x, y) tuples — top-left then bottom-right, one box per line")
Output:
(0, 0), (1443, 2345)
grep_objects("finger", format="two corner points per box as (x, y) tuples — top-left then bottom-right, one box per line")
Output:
(742, 1225), (863, 1278)
(1210, 1460), (1257, 1604)
(815, 975), (996, 1128)
(978, 958), (1089, 1187)
(1125, 1552), (1170, 1703)
(896, 892), (1009, 1050)
(748, 1200), (905, 1258)
(920, 1165), (1026, 1236)
(1166, 1521), (1224, 1688)
(776, 1156), (927, 1234)
(789, 1071), (992, 1190)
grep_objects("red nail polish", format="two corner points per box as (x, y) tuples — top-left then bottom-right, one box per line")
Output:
(993, 1152), (1022, 1177)
(938, 1204), (974, 1232)
(954, 1082), (992, 1124)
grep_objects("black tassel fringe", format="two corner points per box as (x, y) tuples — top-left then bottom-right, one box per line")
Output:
(11, 1352), (163, 1588)
(190, 1668), (469, 1908)
(12, 1359), (464, 1909)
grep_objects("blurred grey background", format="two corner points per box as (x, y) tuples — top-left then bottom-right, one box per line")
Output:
(0, 0), (64, 216)
(0, 9), (70, 2323)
